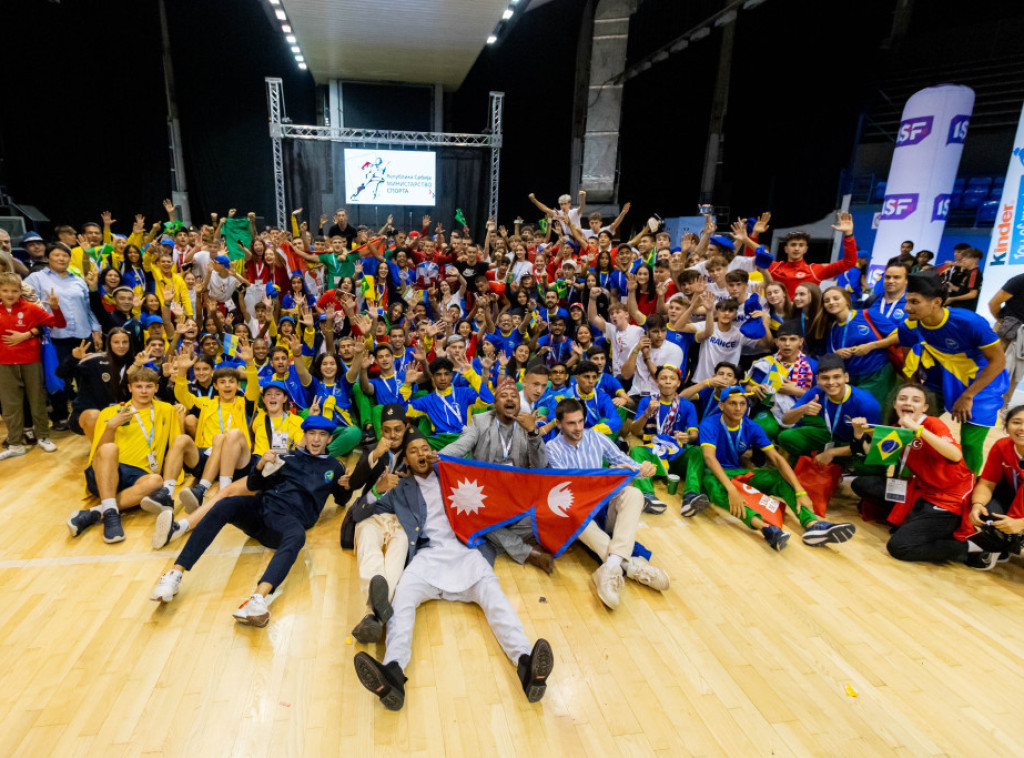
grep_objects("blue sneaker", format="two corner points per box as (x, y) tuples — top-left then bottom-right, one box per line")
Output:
(761, 525), (790, 552)
(802, 520), (856, 547)
(680, 492), (710, 518)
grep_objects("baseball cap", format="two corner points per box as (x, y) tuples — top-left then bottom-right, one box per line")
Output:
(22, 231), (43, 244)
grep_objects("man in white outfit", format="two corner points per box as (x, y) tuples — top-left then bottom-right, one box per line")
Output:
(352, 432), (554, 711)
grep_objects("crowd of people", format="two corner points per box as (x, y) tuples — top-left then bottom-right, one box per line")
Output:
(0, 191), (1021, 712)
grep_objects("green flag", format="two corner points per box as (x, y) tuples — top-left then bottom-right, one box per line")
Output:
(865, 426), (915, 466)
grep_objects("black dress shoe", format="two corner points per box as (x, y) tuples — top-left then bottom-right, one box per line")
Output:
(368, 574), (394, 624)
(517, 638), (554, 702)
(351, 613), (384, 644)
(354, 653), (406, 710)
(525, 546), (554, 575)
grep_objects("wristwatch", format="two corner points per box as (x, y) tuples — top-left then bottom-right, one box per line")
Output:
(527, 429), (540, 438)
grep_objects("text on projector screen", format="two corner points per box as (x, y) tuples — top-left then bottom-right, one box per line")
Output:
(343, 149), (436, 207)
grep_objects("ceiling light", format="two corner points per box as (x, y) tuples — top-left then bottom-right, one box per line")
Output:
(291, 46), (300, 52)
(269, 0), (280, 5)
(295, 55), (304, 62)
(502, 8), (513, 19)
(486, 34), (497, 44)
(298, 62), (307, 70)
(274, 9), (287, 20)
(286, 34), (296, 43)
(714, 10), (737, 26)
(281, 24), (292, 32)
(691, 26), (710, 40)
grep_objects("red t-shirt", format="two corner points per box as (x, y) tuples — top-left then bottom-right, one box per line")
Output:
(901, 416), (975, 512)
(980, 436), (1024, 518)
(0, 300), (66, 365)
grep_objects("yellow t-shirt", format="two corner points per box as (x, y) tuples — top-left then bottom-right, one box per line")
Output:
(174, 378), (249, 447)
(250, 411), (305, 456)
(150, 268), (193, 317)
(88, 400), (180, 471)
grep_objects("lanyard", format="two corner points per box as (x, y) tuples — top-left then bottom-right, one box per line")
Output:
(579, 392), (598, 424)
(379, 373), (398, 400)
(497, 421), (515, 460)
(822, 392), (846, 434)
(132, 405), (156, 450)
(217, 400), (234, 434)
(830, 312), (853, 353)
(720, 417), (744, 461)
(437, 391), (462, 426)
(880, 297), (902, 319)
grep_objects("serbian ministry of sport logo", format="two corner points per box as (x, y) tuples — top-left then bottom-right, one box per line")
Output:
(324, 470), (335, 482)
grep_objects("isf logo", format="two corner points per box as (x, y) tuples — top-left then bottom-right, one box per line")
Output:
(931, 194), (951, 222)
(947, 115), (970, 144)
(896, 116), (933, 147)
(881, 193), (919, 220)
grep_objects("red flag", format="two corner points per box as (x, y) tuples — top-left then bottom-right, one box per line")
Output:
(437, 455), (636, 557)
(731, 473), (785, 528)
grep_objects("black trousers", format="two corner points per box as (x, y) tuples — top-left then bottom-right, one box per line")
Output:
(49, 337), (79, 422)
(970, 482), (1024, 555)
(175, 495), (307, 591)
(851, 476), (968, 563)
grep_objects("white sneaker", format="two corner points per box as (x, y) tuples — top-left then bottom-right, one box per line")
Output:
(0, 445), (27, 461)
(624, 556), (670, 591)
(592, 561), (624, 610)
(37, 438), (57, 453)
(232, 593), (270, 627)
(150, 570), (182, 603)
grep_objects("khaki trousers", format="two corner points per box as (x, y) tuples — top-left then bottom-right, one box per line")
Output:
(0, 362), (50, 446)
(354, 513), (408, 610)
(578, 486), (643, 561)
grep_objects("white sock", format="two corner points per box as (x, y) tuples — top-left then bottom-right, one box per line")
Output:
(171, 519), (190, 540)
(219, 476), (232, 489)
(99, 498), (118, 513)
(606, 554), (623, 570)
(199, 478), (212, 489)
(164, 480), (176, 495)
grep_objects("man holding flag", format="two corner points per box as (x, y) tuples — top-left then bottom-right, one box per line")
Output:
(352, 432), (554, 711)
(546, 398), (670, 609)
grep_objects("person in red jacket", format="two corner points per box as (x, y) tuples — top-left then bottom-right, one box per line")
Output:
(0, 272), (67, 461)
(733, 212), (859, 298)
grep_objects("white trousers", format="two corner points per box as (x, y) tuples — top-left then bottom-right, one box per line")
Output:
(383, 572), (532, 670)
(577, 486), (643, 561)
(354, 514), (407, 610)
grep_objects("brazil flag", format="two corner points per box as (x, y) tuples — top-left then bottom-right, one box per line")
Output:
(865, 426), (915, 466)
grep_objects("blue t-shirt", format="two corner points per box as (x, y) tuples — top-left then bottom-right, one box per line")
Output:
(699, 415), (774, 469)
(664, 327), (696, 366)
(868, 293), (908, 324)
(634, 395), (698, 441)
(536, 334), (575, 367)
(826, 309), (897, 378)
(897, 307), (1009, 426)
(791, 385), (880, 442)
(485, 328), (524, 358)
(369, 370), (406, 405)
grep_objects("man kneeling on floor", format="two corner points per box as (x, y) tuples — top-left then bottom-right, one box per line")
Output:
(353, 432), (553, 711)
(149, 415), (347, 627)
(68, 367), (180, 543)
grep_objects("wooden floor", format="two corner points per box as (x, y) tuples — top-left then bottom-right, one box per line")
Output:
(1, 422), (1023, 758)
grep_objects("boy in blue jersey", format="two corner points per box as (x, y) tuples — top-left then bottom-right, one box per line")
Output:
(258, 343), (312, 410)
(682, 361), (740, 423)
(865, 262), (909, 324)
(778, 354), (882, 475)
(407, 354), (494, 450)
(534, 315), (575, 368)
(744, 322), (816, 440)
(626, 365), (698, 514)
(351, 341), (413, 437)
(900, 272), (1008, 473)
(690, 386), (857, 550)
(482, 309), (528, 358)
(569, 360), (622, 437)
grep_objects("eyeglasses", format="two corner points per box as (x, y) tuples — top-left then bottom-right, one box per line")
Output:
(551, 369), (566, 374)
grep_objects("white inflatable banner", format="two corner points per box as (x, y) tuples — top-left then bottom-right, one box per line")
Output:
(868, 84), (974, 284)
(978, 100), (1024, 321)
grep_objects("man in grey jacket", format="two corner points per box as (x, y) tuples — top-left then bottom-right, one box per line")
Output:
(440, 376), (555, 573)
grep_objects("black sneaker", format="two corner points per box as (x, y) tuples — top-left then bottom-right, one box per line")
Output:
(615, 438), (631, 454)
(642, 494), (667, 514)
(179, 484), (207, 514)
(353, 653), (406, 711)
(151, 509), (184, 549)
(517, 638), (554, 703)
(368, 574), (394, 625)
(23, 429), (37, 446)
(67, 509), (101, 537)
(680, 491), (711, 518)
(761, 525), (790, 552)
(51, 420), (70, 432)
(966, 551), (998, 570)
(140, 487), (174, 514)
(102, 508), (125, 543)
(802, 520), (856, 547)
(351, 613), (384, 644)
(360, 426), (378, 447)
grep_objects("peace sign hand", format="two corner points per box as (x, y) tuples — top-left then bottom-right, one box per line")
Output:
(72, 338), (91, 360)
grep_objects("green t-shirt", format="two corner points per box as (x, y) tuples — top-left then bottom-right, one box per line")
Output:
(336, 251), (362, 280)
(318, 253), (342, 289)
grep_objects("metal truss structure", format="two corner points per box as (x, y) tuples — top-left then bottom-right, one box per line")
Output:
(266, 78), (504, 228)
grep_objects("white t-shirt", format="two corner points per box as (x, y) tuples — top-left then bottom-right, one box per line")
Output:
(190, 250), (212, 281)
(582, 224), (611, 241)
(206, 271), (239, 303)
(629, 340), (684, 397)
(691, 323), (760, 383)
(602, 322), (645, 375)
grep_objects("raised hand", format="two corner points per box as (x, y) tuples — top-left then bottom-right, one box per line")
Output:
(291, 208), (302, 217)
(47, 289), (61, 310)
(752, 212), (771, 236)
(238, 338), (254, 364)
(133, 214), (146, 234)
(85, 267), (99, 291)
(72, 338), (91, 360)
(101, 211), (116, 227)
(626, 273), (638, 293)
(309, 395), (322, 417)
(162, 284), (174, 305)
(730, 218), (750, 246)
(163, 198), (175, 214)
(516, 411), (538, 433)
(831, 211), (854, 236)
(422, 214), (431, 228)
(134, 346), (154, 366)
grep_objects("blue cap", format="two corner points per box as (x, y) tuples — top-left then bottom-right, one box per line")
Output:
(718, 385), (749, 404)
(141, 314), (163, 327)
(278, 315), (295, 325)
(670, 246), (682, 254)
(301, 414), (336, 433)
(214, 255), (230, 266)
(22, 231), (43, 244)
(160, 237), (174, 246)
(261, 380), (292, 400)
(709, 235), (735, 251)
(265, 283), (279, 298)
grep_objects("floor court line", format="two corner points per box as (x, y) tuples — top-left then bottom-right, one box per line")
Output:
(0, 544), (268, 570)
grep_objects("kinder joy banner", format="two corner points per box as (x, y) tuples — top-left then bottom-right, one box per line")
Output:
(978, 100), (1024, 321)
(868, 85), (974, 285)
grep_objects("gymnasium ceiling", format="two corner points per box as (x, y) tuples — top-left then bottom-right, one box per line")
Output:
(280, 0), (521, 89)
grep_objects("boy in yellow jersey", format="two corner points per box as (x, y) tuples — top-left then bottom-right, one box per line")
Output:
(67, 368), (180, 544)
(150, 250), (193, 317)
(149, 352), (251, 513)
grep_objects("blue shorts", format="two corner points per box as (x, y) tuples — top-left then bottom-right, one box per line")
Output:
(184, 447), (252, 481)
(84, 463), (150, 498)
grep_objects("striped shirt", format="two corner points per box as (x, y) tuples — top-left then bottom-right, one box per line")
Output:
(546, 429), (637, 470)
